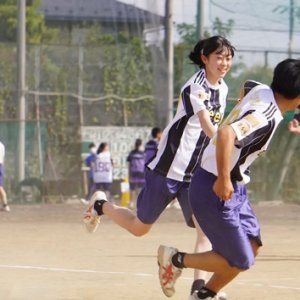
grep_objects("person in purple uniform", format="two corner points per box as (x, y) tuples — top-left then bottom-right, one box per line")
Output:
(144, 127), (162, 163)
(127, 138), (146, 208)
(157, 58), (300, 300)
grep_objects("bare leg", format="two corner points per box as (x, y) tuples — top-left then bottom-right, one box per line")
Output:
(192, 215), (211, 282)
(0, 187), (8, 206)
(102, 201), (152, 237)
(183, 241), (260, 293)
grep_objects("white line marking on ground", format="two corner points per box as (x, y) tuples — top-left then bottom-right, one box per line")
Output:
(0, 264), (299, 292)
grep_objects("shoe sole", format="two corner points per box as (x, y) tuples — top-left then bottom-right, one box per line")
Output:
(158, 245), (177, 298)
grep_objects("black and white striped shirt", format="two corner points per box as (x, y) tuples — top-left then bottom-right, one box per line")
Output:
(147, 69), (228, 182)
(201, 83), (283, 184)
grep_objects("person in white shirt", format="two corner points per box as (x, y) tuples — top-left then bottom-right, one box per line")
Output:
(157, 58), (300, 300)
(91, 142), (113, 201)
(84, 36), (235, 300)
(0, 142), (10, 212)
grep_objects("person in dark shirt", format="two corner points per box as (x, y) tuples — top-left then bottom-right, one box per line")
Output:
(127, 139), (145, 208)
(144, 127), (162, 163)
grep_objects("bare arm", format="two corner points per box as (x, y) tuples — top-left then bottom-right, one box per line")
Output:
(213, 125), (236, 200)
(197, 109), (216, 139)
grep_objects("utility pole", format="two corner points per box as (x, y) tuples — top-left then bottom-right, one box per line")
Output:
(288, 0), (294, 58)
(165, 0), (174, 125)
(196, 0), (204, 40)
(17, 0), (26, 182)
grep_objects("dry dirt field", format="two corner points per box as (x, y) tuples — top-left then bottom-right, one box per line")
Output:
(0, 201), (299, 300)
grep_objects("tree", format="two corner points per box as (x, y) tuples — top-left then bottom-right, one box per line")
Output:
(0, 0), (57, 43)
(85, 25), (155, 126)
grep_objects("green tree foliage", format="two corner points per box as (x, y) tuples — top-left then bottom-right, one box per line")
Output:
(0, 0), (58, 43)
(85, 25), (155, 126)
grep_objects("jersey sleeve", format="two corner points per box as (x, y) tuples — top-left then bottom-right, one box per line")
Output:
(242, 80), (261, 97)
(230, 111), (269, 147)
(294, 105), (300, 122)
(181, 83), (210, 117)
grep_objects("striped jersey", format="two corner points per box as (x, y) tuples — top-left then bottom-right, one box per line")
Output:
(147, 69), (228, 182)
(201, 82), (283, 184)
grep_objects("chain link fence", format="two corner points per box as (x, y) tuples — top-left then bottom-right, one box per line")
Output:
(0, 42), (299, 203)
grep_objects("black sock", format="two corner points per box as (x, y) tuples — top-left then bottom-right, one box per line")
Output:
(190, 279), (205, 294)
(197, 287), (216, 299)
(93, 200), (107, 216)
(171, 252), (186, 269)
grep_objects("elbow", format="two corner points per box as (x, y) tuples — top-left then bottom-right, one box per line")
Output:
(217, 125), (235, 142)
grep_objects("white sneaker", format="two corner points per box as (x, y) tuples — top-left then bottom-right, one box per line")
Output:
(83, 191), (107, 233)
(217, 292), (227, 300)
(189, 291), (227, 300)
(3, 205), (10, 212)
(157, 245), (182, 297)
(80, 198), (90, 205)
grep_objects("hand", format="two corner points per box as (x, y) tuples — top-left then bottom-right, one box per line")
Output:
(213, 177), (234, 201)
(288, 119), (300, 135)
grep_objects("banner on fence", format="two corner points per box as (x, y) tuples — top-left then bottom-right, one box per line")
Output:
(81, 126), (152, 179)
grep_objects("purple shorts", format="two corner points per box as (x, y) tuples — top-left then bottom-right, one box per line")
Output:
(0, 164), (4, 187)
(136, 169), (194, 227)
(189, 167), (262, 269)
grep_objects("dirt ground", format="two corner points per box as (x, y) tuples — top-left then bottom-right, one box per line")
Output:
(0, 201), (299, 300)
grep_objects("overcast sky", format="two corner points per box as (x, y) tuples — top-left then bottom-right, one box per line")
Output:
(119, 0), (300, 54)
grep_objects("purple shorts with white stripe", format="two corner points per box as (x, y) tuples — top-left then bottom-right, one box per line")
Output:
(189, 167), (262, 269)
(136, 168), (194, 227)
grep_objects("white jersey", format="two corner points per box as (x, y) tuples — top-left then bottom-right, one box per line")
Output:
(92, 152), (113, 183)
(0, 142), (5, 164)
(148, 68), (228, 182)
(201, 83), (283, 184)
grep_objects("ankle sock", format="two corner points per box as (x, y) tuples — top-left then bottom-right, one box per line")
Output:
(190, 279), (205, 294)
(197, 287), (216, 299)
(171, 252), (186, 268)
(93, 200), (107, 216)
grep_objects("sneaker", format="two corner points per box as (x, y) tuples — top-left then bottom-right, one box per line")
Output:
(157, 245), (182, 297)
(189, 291), (227, 300)
(3, 205), (10, 212)
(217, 292), (227, 300)
(83, 191), (107, 233)
(80, 198), (90, 205)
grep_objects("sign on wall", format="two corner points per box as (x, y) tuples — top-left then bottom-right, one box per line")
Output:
(81, 126), (152, 179)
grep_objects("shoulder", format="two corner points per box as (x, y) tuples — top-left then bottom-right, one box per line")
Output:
(243, 85), (279, 118)
(182, 69), (209, 92)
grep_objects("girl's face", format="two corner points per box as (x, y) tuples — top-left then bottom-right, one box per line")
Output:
(201, 47), (233, 84)
(103, 145), (109, 152)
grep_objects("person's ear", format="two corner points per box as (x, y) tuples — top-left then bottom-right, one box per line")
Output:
(201, 53), (208, 65)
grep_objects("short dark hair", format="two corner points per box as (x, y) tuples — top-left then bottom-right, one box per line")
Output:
(151, 127), (161, 138)
(189, 35), (235, 69)
(135, 138), (143, 150)
(88, 142), (95, 149)
(270, 59), (300, 99)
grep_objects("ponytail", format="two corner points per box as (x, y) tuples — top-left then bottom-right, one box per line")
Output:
(189, 35), (235, 69)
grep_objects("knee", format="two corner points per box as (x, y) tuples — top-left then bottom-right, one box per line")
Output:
(131, 224), (151, 237)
